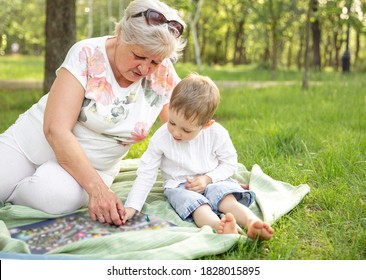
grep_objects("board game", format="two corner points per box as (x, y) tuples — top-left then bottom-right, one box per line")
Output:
(9, 212), (174, 254)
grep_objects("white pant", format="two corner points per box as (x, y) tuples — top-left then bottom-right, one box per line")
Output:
(0, 125), (109, 214)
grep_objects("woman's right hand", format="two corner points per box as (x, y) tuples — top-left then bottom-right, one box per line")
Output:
(88, 187), (125, 225)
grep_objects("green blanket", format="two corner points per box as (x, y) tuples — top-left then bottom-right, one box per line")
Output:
(0, 159), (310, 259)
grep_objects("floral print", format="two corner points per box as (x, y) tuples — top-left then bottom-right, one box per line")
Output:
(142, 63), (176, 107)
(131, 122), (150, 142)
(142, 78), (164, 107)
(67, 37), (178, 148)
(150, 63), (175, 94)
(86, 77), (115, 106)
(110, 97), (130, 123)
(79, 46), (105, 77)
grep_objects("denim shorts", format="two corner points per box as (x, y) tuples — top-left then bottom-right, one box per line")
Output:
(164, 178), (255, 222)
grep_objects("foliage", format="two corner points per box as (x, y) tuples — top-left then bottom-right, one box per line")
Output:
(1, 0), (365, 71)
(0, 0), (45, 55)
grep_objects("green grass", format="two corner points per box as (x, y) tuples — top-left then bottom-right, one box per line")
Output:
(0, 56), (365, 259)
(175, 62), (304, 81)
(0, 55), (44, 80)
(210, 77), (366, 260)
(0, 89), (43, 132)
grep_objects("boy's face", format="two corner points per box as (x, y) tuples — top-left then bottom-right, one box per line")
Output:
(167, 109), (203, 142)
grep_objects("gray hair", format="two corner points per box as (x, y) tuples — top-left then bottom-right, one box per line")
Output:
(115, 0), (186, 61)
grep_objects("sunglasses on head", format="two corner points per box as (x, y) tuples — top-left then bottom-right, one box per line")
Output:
(131, 9), (184, 38)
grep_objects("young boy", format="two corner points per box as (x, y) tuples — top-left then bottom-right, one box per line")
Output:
(123, 73), (273, 239)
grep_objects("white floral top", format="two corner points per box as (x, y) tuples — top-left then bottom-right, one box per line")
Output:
(19, 36), (180, 180)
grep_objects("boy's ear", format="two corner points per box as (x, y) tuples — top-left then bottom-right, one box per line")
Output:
(203, 120), (215, 129)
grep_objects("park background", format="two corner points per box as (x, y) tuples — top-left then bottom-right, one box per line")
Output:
(0, 0), (365, 260)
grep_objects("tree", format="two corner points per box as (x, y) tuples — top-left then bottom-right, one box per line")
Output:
(232, 1), (248, 65)
(87, 0), (94, 38)
(302, 0), (312, 90)
(311, 0), (321, 71)
(341, 0), (352, 73)
(188, 0), (204, 72)
(268, 0), (280, 80)
(43, 0), (76, 94)
(0, 0), (45, 55)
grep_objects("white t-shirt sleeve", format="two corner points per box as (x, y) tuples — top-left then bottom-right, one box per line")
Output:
(56, 40), (90, 89)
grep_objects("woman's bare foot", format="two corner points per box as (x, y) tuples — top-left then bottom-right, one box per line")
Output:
(217, 213), (239, 234)
(247, 220), (274, 240)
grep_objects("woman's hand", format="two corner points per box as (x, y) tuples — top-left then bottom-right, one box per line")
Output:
(185, 175), (212, 194)
(89, 187), (125, 225)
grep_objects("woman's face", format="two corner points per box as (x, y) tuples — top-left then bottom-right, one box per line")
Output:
(114, 42), (164, 84)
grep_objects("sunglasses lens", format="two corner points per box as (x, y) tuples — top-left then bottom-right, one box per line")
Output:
(147, 10), (166, 26)
(168, 21), (183, 35)
(144, 9), (183, 37)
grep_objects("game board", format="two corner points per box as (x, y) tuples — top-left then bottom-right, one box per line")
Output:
(8, 212), (174, 254)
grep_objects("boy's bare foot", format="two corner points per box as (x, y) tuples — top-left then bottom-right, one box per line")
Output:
(218, 213), (238, 234)
(247, 220), (274, 240)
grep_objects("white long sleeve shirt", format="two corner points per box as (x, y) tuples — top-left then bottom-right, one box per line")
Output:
(124, 122), (238, 211)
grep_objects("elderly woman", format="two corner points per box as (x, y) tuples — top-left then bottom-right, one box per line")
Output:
(0, 0), (186, 225)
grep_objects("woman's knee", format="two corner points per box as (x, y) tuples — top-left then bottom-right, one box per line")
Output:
(0, 140), (36, 201)
(9, 161), (88, 214)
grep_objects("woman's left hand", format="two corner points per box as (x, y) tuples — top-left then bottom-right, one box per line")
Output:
(185, 175), (212, 194)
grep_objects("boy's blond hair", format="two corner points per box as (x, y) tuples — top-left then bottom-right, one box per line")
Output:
(169, 73), (220, 126)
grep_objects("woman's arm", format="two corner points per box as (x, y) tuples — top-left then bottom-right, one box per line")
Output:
(43, 68), (125, 225)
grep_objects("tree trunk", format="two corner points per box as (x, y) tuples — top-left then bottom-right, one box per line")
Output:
(268, 0), (278, 80)
(354, 31), (360, 66)
(189, 0), (204, 72)
(263, 31), (270, 68)
(297, 26), (304, 70)
(287, 36), (293, 69)
(100, 4), (105, 36)
(108, 0), (113, 34)
(311, 0), (321, 71)
(333, 30), (343, 71)
(87, 0), (94, 38)
(43, 0), (76, 94)
(233, 19), (245, 65)
(302, 0), (312, 90)
(118, 0), (125, 19)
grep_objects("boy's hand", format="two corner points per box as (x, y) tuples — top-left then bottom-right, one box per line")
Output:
(185, 175), (212, 193)
(122, 207), (137, 224)
(240, 183), (249, 190)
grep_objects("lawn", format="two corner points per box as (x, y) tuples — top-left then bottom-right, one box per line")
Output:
(0, 55), (365, 259)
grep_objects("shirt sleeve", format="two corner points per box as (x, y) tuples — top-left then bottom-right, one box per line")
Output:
(56, 40), (89, 89)
(205, 125), (238, 183)
(124, 134), (163, 211)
